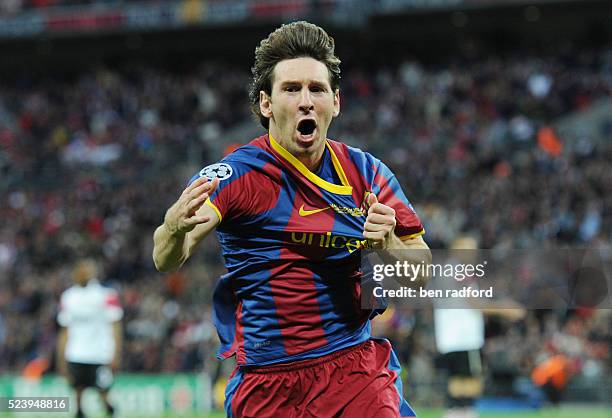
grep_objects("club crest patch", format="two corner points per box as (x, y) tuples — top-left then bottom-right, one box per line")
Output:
(199, 163), (233, 181)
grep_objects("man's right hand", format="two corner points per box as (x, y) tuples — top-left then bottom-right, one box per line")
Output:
(163, 177), (220, 236)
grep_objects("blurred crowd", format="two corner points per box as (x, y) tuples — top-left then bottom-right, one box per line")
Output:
(0, 45), (610, 401)
(0, 0), (141, 16)
(0, 62), (249, 374)
(0, 0), (251, 17)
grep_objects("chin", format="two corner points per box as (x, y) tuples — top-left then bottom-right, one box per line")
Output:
(296, 139), (320, 152)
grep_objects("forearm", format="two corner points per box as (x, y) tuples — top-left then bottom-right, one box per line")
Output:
(112, 322), (123, 368)
(383, 235), (432, 287)
(363, 196), (431, 284)
(153, 177), (220, 272)
(152, 224), (189, 272)
(56, 329), (67, 372)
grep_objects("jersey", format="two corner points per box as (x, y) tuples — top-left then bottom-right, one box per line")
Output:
(189, 133), (424, 366)
(434, 267), (484, 354)
(58, 279), (123, 365)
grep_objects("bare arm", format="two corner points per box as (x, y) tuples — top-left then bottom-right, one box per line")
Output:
(110, 321), (123, 372)
(153, 177), (220, 272)
(56, 328), (69, 379)
(389, 235), (432, 287)
(363, 193), (432, 286)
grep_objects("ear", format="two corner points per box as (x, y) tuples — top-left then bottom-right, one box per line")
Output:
(333, 89), (340, 117)
(259, 90), (273, 119)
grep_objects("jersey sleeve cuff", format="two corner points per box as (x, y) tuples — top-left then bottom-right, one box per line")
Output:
(205, 198), (223, 223)
(399, 228), (425, 241)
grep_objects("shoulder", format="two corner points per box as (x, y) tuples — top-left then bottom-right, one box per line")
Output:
(189, 136), (278, 185)
(89, 282), (122, 310)
(61, 286), (76, 300)
(102, 286), (122, 308)
(327, 139), (384, 188)
(86, 280), (115, 296)
(59, 287), (78, 319)
(328, 139), (381, 168)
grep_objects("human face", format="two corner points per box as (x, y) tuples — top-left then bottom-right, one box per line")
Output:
(72, 260), (96, 286)
(260, 57), (340, 168)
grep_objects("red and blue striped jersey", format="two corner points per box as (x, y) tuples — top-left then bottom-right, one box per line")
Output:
(189, 134), (424, 366)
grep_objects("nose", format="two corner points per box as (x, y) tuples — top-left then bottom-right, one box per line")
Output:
(298, 89), (314, 113)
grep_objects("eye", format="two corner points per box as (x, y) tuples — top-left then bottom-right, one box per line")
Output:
(310, 85), (324, 93)
(285, 85), (299, 92)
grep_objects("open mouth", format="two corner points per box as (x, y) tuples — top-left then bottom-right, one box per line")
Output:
(297, 119), (317, 137)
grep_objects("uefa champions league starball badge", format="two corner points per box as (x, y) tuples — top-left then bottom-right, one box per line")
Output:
(200, 163), (233, 181)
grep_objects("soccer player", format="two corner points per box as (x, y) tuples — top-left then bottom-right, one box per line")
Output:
(57, 259), (122, 418)
(434, 236), (525, 418)
(153, 21), (431, 417)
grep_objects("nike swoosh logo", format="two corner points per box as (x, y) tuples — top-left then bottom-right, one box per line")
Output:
(299, 205), (330, 217)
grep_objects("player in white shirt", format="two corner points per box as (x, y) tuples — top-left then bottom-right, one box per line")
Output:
(434, 237), (525, 418)
(56, 259), (123, 418)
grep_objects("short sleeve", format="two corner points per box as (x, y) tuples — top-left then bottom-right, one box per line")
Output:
(372, 161), (425, 240)
(105, 289), (123, 322)
(188, 158), (278, 225)
(57, 293), (70, 327)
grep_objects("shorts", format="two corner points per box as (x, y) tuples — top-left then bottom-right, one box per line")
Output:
(440, 350), (483, 408)
(67, 362), (114, 390)
(441, 350), (482, 377)
(225, 339), (417, 418)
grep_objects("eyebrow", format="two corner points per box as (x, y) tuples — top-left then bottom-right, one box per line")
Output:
(280, 80), (329, 87)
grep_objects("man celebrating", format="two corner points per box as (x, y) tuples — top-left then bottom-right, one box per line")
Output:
(153, 21), (430, 417)
(57, 259), (122, 418)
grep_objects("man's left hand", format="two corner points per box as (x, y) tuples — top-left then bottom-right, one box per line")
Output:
(363, 193), (401, 249)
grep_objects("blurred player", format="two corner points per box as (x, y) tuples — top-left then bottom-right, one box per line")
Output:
(57, 259), (123, 418)
(434, 236), (525, 418)
(153, 21), (431, 417)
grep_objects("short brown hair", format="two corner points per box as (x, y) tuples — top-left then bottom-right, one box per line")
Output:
(249, 21), (341, 129)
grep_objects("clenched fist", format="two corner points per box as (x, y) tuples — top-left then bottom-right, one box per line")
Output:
(363, 193), (399, 249)
(164, 177), (220, 236)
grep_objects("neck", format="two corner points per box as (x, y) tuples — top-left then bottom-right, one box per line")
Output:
(298, 147), (325, 172)
(269, 127), (326, 172)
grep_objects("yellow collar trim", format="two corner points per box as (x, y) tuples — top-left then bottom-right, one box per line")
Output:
(325, 141), (351, 189)
(269, 133), (353, 195)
